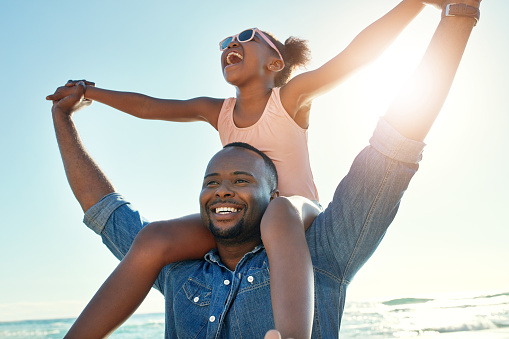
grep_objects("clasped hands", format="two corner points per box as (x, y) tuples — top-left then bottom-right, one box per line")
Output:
(47, 80), (95, 116)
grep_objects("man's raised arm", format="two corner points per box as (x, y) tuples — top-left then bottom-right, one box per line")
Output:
(384, 0), (481, 141)
(51, 82), (115, 212)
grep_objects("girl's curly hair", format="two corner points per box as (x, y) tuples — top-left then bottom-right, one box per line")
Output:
(263, 31), (311, 87)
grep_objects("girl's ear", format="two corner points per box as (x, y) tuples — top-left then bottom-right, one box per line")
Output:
(267, 59), (284, 72)
(269, 189), (280, 201)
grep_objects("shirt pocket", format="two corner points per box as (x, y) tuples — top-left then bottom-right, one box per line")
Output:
(174, 278), (212, 338)
(238, 265), (270, 293)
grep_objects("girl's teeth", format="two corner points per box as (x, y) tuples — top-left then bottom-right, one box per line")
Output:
(226, 52), (243, 65)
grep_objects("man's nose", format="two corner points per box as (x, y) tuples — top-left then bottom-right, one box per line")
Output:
(215, 182), (234, 198)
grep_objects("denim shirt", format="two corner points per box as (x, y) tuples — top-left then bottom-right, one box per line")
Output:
(83, 118), (425, 338)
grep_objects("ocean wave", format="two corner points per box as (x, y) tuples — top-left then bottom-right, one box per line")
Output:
(474, 291), (509, 300)
(425, 318), (499, 333)
(382, 297), (434, 306)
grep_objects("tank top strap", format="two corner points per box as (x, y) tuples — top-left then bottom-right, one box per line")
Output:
(270, 87), (285, 114)
(217, 97), (236, 146)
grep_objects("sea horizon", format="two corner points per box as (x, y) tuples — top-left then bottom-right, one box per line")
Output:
(2, 290), (508, 338)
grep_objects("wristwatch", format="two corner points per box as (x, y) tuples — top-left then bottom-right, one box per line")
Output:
(442, 3), (480, 26)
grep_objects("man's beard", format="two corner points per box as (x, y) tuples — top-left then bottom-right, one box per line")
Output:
(207, 213), (261, 246)
(207, 216), (247, 245)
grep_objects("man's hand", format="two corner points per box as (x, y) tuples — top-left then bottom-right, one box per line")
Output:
(50, 81), (91, 116)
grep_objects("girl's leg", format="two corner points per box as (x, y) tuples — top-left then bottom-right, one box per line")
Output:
(261, 196), (321, 339)
(65, 214), (215, 338)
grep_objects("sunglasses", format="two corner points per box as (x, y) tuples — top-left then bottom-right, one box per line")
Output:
(219, 28), (285, 67)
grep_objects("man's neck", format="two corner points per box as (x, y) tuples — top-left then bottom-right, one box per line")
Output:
(216, 240), (262, 271)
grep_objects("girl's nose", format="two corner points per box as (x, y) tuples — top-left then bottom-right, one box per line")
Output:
(226, 39), (240, 49)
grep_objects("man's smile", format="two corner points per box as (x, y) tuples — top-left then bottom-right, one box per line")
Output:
(208, 202), (245, 222)
(214, 206), (240, 214)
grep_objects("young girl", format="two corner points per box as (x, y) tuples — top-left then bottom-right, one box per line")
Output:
(49, 1), (444, 337)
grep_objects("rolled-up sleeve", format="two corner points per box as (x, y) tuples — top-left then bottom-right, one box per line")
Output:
(369, 118), (425, 164)
(83, 193), (149, 261)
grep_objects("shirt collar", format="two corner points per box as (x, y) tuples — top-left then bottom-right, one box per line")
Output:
(204, 244), (265, 266)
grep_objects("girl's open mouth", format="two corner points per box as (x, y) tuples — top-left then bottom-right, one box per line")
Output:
(226, 51), (243, 66)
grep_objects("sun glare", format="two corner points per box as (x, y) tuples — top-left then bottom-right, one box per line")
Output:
(361, 41), (428, 117)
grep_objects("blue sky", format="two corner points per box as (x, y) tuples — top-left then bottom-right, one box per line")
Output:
(1, 0), (508, 322)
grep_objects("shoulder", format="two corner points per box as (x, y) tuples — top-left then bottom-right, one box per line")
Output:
(277, 85), (311, 129)
(190, 97), (227, 129)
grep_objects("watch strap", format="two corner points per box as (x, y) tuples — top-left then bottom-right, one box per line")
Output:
(442, 3), (480, 26)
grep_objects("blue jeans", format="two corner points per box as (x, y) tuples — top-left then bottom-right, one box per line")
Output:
(84, 118), (425, 338)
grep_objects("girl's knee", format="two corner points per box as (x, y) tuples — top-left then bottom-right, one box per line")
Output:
(131, 220), (180, 264)
(261, 197), (302, 241)
(263, 197), (300, 222)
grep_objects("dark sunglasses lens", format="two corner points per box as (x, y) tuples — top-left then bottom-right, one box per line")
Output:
(238, 29), (255, 42)
(220, 37), (233, 50)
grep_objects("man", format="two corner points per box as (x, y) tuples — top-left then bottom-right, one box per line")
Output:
(50, 0), (481, 337)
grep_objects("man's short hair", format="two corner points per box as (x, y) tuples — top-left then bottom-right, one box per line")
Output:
(223, 142), (278, 192)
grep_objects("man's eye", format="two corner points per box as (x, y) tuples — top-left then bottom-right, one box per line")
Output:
(206, 180), (219, 186)
(235, 179), (249, 184)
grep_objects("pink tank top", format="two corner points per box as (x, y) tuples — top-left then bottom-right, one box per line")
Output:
(217, 88), (319, 201)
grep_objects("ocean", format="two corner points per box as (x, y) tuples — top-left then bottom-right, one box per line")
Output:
(1, 291), (508, 338)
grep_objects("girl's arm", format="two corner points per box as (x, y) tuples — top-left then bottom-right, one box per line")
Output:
(281, 0), (426, 113)
(47, 83), (224, 129)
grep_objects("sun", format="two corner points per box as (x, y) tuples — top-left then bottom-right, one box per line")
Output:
(360, 39), (430, 117)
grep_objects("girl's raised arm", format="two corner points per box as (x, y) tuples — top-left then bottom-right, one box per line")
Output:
(281, 0), (426, 110)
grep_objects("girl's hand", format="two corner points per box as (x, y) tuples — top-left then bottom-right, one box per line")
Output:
(51, 82), (91, 116)
(422, 0), (445, 9)
(47, 85), (76, 102)
(47, 79), (94, 103)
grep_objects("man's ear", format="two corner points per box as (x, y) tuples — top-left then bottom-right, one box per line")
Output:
(267, 59), (284, 72)
(270, 190), (280, 201)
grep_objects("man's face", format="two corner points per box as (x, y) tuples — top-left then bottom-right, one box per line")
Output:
(199, 147), (275, 245)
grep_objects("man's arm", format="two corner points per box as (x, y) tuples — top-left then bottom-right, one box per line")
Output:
(311, 0), (481, 280)
(384, 0), (480, 141)
(51, 82), (115, 212)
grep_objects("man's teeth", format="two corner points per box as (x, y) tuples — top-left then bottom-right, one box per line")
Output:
(215, 207), (239, 214)
(226, 52), (243, 65)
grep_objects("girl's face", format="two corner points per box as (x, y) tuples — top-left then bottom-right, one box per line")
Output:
(220, 32), (278, 87)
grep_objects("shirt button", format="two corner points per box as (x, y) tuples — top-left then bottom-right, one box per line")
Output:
(247, 276), (254, 283)
(209, 316), (216, 322)
(224, 279), (230, 286)
(193, 297), (199, 303)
